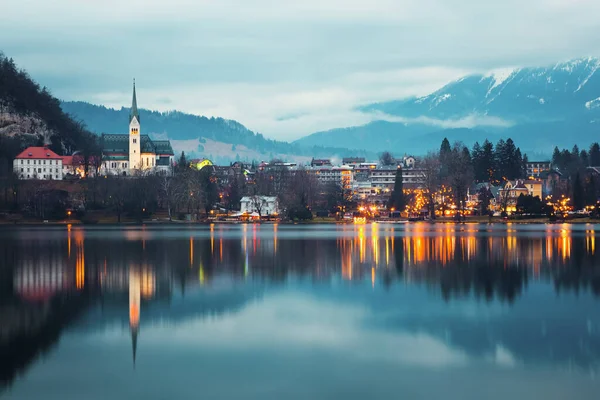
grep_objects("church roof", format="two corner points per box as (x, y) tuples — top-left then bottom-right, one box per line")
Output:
(101, 134), (129, 153)
(153, 140), (174, 155)
(130, 80), (139, 123)
(140, 136), (155, 153)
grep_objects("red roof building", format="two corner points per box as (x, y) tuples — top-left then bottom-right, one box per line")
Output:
(13, 146), (64, 180)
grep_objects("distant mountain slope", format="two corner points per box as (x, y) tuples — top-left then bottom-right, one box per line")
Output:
(296, 57), (600, 155)
(61, 101), (369, 163)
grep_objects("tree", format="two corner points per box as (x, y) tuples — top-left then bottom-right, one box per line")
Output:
(573, 172), (585, 211)
(417, 152), (440, 219)
(585, 174), (597, 206)
(379, 151), (395, 166)
(589, 143), (600, 166)
(477, 186), (493, 215)
(516, 194), (546, 215)
(249, 195), (268, 217)
(225, 173), (243, 211)
(439, 138), (452, 180)
(447, 142), (473, 217)
(159, 175), (175, 220)
(552, 146), (561, 169)
(176, 151), (188, 173)
(321, 181), (345, 213)
(388, 167), (406, 212)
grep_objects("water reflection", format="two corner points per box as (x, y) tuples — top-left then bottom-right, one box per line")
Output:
(0, 224), (599, 397)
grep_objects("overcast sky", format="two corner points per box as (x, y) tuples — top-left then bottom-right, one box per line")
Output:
(2, 0), (600, 140)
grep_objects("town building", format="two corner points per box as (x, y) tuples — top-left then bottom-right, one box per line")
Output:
(342, 157), (365, 166)
(100, 81), (174, 176)
(526, 161), (552, 178)
(311, 166), (354, 189)
(310, 158), (332, 167)
(13, 146), (64, 180)
(240, 196), (280, 216)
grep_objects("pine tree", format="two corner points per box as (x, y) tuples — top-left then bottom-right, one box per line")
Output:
(482, 140), (495, 182)
(552, 146), (561, 169)
(589, 143), (600, 166)
(388, 167), (406, 212)
(585, 174), (597, 206)
(573, 172), (585, 211)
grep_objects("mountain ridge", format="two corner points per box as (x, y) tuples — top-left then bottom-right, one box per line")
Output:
(296, 57), (600, 155)
(60, 101), (372, 164)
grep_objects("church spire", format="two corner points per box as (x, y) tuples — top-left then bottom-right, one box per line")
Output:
(130, 78), (139, 123)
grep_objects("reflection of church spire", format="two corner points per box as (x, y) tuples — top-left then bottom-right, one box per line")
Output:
(129, 266), (141, 368)
(132, 325), (138, 368)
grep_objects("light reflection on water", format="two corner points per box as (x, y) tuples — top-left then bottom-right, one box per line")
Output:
(0, 223), (599, 399)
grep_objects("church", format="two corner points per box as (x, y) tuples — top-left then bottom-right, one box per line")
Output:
(100, 81), (174, 175)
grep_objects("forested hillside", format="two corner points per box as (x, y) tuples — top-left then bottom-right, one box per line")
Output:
(0, 53), (97, 176)
(61, 101), (367, 162)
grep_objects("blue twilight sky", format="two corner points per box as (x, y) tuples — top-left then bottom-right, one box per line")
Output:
(1, 0), (600, 140)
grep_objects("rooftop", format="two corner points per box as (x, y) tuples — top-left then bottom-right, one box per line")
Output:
(15, 146), (62, 160)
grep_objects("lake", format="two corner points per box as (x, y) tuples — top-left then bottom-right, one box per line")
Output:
(1, 223), (599, 399)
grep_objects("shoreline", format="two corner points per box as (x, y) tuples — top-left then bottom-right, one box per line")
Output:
(1, 217), (599, 226)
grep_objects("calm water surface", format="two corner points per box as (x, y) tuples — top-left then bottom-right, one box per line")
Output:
(1, 223), (599, 399)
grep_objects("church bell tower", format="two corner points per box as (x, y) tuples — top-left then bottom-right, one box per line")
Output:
(129, 79), (141, 171)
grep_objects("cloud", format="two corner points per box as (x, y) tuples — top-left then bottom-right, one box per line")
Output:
(2, 0), (600, 139)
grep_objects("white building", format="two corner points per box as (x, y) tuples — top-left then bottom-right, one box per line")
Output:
(13, 146), (64, 180)
(310, 166), (354, 189)
(240, 196), (280, 216)
(100, 81), (174, 176)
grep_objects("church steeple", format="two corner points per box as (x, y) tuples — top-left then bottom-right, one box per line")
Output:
(130, 79), (139, 123)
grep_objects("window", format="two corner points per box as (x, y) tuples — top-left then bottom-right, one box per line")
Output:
(27, 168), (30, 172)
(20, 160), (23, 165)
(43, 168), (46, 172)
(38, 168), (41, 173)
(133, 138), (137, 144)
(27, 160), (30, 165)
(20, 168), (23, 172)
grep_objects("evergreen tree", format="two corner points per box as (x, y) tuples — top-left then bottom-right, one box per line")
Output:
(573, 172), (585, 210)
(589, 143), (600, 166)
(481, 140), (495, 182)
(388, 167), (406, 212)
(580, 150), (589, 168)
(521, 153), (529, 178)
(471, 142), (483, 181)
(552, 146), (561, 169)
(439, 138), (452, 180)
(585, 174), (597, 206)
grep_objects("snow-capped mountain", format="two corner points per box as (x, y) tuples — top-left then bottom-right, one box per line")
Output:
(296, 58), (600, 155)
(363, 57), (600, 121)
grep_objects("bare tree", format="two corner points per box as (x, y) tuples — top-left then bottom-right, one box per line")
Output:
(249, 195), (267, 217)
(418, 152), (441, 219)
(160, 175), (175, 220)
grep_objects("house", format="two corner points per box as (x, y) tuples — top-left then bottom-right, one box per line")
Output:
(342, 157), (365, 166)
(525, 161), (552, 178)
(310, 158), (332, 167)
(539, 169), (564, 197)
(100, 81), (174, 175)
(13, 146), (63, 180)
(523, 180), (543, 199)
(497, 179), (543, 213)
(240, 196), (280, 216)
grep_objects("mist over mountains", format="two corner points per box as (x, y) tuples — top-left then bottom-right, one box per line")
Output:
(296, 57), (600, 157)
(59, 58), (600, 162)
